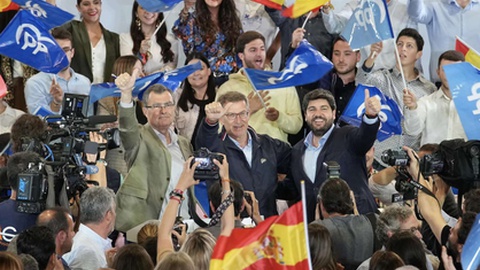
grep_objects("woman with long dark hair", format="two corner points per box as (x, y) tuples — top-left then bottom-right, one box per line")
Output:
(120, 1), (177, 74)
(172, 0), (242, 86)
(174, 52), (216, 144)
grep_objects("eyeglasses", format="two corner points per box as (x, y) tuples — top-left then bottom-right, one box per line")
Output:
(224, 111), (249, 120)
(144, 102), (175, 110)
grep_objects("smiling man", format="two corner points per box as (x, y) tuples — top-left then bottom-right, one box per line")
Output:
(287, 89), (381, 222)
(196, 91), (292, 218)
(216, 31), (302, 143)
(114, 69), (195, 232)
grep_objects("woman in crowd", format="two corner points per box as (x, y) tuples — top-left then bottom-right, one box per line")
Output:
(308, 223), (344, 270)
(97, 55), (146, 177)
(63, 0), (120, 84)
(110, 244), (154, 270)
(386, 231), (428, 270)
(369, 251), (405, 270)
(180, 228), (216, 270)
(0, 251), (22, 270)
(172, 0), (242, 86)
(120, 1), (178, 75)
(174, 52), (216, 144)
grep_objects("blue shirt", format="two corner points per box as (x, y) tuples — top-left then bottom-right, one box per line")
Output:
(303, 124), (335, 183)
(228, 133), (253, 167)
(408, 0), (480, 82)
(0, 199), (38, 251)
(25, 68), (92, 116)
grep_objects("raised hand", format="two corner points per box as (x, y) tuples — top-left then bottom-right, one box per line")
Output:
(247, 91), (270, 115)
(49, 77), (63, 105)
(403, 88), (418, 110)
(291, 28), (305, 49)
(116, 68), (141, 104)
(205, 102), (232, 124)
(364, 88), (381, 118)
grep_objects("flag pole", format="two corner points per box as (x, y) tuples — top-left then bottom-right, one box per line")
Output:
(152, 9), (173, 37)
(301, 180), (313, 270)
(244, 69), (267, 110)
(301, 11), (313, 29)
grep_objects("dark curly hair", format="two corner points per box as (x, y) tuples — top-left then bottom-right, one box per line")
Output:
(177, 52), (216, 112)
(195, 0), (242, 50)
(130, 1), (174, 64)
(11, 114), (47, 153)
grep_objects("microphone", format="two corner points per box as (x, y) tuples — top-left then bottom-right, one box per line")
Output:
(85, 115), (117, 126)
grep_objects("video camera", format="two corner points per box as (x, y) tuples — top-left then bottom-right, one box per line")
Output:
(15, 94), (118, 214)
(382, 139), (480, 201)
(191, 147), (224, 181)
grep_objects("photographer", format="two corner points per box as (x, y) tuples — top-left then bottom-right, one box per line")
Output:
(0, 152), (42, 251)
(404, 146), (477, 269)
(156, 156), (234, 269)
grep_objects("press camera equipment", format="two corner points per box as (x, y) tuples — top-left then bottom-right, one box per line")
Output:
(382, 139), (480, 202)
(15, 94), (118, 214)
(172, 216), (188, 251)
(16, 162), (47, 214)
(191, 147), (224, 180)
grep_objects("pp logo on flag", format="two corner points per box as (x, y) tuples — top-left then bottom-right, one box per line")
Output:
(353, 0), (386, 31)
(24, 1), (47, 18)
(467, 82), (480, 115)
(15, 23), (55, 55)
(267, 55), (308, 85)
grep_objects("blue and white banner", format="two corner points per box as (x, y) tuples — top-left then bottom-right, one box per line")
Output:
(243, 40), (333, 90)
(443, 62), (480, 140)
(89, 61), (202, 104)
(461, 213), (480, 270)
(340, 0), (394, 50)
(13, 0), (74, 29)
(135, 0), (182, 13)
(0, 10), (69, 73)
(339, 84), (402, 141)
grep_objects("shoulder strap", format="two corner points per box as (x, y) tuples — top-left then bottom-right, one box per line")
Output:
(366, 212), (381, 253)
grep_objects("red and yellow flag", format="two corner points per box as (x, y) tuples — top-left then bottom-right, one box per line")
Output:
(282, 0), (328, 18)
(252, 0), (284, 10)
(0, 0), (19, 12)
(455, 36), (480, 69)
(210, 202), (310, 270)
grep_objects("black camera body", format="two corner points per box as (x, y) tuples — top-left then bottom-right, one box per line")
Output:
(191, 148), (224, 180)
(16, 163), (47, 214)
(381, 149), (410, 167)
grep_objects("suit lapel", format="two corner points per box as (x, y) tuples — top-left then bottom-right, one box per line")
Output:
(145, 124), (171, 172)
(77, 22), (92, 72)
(314, 127), (337, 184)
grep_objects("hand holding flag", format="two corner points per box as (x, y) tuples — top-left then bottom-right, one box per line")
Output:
(115, 68), (141, 103)
(403, 88), (418, 110)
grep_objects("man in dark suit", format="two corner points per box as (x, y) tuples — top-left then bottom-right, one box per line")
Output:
(288, 89), (380, 222)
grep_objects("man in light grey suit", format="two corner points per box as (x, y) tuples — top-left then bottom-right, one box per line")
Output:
(114, 69), (194, 232)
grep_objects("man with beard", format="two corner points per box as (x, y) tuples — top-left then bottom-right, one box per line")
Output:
(216, 31), (302, 143)
(24, 27), (92, 115)
(286, 89), (380, 222)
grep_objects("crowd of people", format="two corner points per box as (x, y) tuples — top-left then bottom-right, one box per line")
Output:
(0, 0), (479, 269)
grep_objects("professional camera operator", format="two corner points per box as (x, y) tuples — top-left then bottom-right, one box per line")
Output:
(404, 146), (477, 269)
(0, 152), (42, 251)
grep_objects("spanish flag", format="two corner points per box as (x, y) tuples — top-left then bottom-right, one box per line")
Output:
(0, 0), (19, 11)
(282, 0), (328, 18)
(455, 36), (480, 69)
(210, 202), (311, 270)
(252, 0), (284, 10)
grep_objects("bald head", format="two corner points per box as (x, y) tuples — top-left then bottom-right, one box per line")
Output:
(37, 207), (70, 235)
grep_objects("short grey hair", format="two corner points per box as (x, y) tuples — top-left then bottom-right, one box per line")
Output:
(80, 187), (116, 224)
(142, 84), (173, 106)
(376, 205), (414, 245)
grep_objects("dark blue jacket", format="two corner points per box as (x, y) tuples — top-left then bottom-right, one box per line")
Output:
(195, 119), (292, 218)
(285, 120), (380, 222)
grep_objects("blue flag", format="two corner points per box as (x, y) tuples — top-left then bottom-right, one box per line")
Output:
(443, 62), (480, 140)
(243, 40), (333, 90)
(340, 0), (394, 50)
(0, 10), (69, 73)
(462, 213), (480, 270)
(13, 0), (74, 29)
(89, 61), (202, 104)
(135, 0), (182, 12)
(339, 84), (402, 141)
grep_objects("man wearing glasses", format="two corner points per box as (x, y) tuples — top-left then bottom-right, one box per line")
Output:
(24, 27), (92, 115)
(114, 69), (194, 232)
(197, 91), (293, 218)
